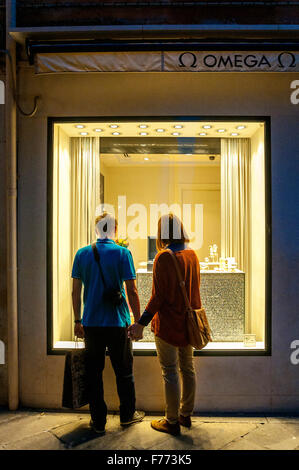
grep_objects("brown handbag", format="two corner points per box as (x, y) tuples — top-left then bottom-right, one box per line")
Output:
(166, 249), (212, 350)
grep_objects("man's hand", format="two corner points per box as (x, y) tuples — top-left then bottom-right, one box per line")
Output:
(128, 322), (144, 341)
(74, 322), (84, 339)
(72, 278), (83, 338)
(125, 279), (141, 323)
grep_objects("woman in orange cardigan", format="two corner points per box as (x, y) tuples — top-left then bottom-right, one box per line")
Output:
(129, 213), (202, 436)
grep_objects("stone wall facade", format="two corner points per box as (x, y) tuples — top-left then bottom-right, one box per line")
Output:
(15, 1), (299, 27)
(0, 72), (7, 406)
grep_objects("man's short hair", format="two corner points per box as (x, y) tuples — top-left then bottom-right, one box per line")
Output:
(95, 212), (118, 238)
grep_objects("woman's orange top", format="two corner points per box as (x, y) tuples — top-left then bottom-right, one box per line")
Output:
(143, 245), (202, 347)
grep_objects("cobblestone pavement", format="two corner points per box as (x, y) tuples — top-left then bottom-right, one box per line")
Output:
(0, 409), (298, 450)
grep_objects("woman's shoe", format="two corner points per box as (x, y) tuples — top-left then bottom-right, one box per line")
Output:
(179, 415), (192, 428)
(151, 418), (180, 436)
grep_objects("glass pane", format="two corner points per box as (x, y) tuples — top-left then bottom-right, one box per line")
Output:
(51, 120), (266, 352)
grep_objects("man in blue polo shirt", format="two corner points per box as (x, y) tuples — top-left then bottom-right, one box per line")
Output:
(72, 212), (145, 434)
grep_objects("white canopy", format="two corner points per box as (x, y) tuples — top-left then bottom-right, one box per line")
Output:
(34, 50), (299, 74)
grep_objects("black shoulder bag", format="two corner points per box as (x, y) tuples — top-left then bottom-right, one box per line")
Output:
(92, 242), (124, 306)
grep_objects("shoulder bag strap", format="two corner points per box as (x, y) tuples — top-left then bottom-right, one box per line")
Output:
(91, 242), (107, 289)
(165, 248), (193, 313)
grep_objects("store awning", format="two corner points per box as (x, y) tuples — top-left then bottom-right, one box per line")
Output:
(35, 51), (162, 74)
(35, 50), (299, 74)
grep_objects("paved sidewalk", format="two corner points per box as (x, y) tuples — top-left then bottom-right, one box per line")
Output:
(0, 409), (298, 450)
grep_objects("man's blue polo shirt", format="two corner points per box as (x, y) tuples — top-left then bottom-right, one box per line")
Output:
(71, 238), (136, 327)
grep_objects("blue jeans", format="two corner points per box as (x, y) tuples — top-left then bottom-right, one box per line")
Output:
(84, 326), (136, 426)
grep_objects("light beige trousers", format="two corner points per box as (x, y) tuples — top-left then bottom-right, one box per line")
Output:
(155, 335), (196, 425)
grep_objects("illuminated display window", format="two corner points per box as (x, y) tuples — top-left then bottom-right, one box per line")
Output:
(47, 117), (271, 355)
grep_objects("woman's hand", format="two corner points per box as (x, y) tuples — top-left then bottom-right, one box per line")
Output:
(128, 323), (144, 341)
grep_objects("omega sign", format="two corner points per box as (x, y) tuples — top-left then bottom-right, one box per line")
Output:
(163, 51), (299, 72)
(35, 51), (299, 74)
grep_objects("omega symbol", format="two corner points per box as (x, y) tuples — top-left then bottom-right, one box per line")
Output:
(278, 52), (296, 68)
(179, 52), (197, 68)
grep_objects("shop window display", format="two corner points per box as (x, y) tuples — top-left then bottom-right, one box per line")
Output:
(49, 118), (268, 354)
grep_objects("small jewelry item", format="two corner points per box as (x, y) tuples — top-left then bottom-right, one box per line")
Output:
(74, 319), (82, 324)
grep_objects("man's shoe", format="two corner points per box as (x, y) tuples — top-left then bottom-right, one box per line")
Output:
(120, 410), (145, 426)
(179, 415), (192, 428)
(151, 418), (180, 436)
(89, 420), (106, 435)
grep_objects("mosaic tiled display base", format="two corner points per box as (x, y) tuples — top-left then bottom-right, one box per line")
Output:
(136, 271), (245, 342)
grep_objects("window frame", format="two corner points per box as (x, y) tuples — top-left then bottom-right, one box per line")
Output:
(47, 115), (272, 357)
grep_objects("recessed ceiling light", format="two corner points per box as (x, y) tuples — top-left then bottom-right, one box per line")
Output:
(80, 132), (88, 136)
(156, 128), (165, 132)
(139, 125), (148, 129)
(140, 132), (148, 136)
(75, 125), (85, 129)
(231, 132), (239, 136)
(112, 132), (120, 136)
(172, 132), (180, 136)
(174, 125), (183, 129)
(203, 125), (212, 129)
(199, 132), (207, 136)
(217, 129), (226, 133)
(94, 128), (103, 132)
(236, 125), (246, 130)
(110, 125), (119, 128)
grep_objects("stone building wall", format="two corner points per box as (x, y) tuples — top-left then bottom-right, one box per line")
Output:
(15, 0), (299, 28)
(0, 71), (7, 406)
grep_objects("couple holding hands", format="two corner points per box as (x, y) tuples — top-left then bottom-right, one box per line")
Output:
(72, 212), (201, 436)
